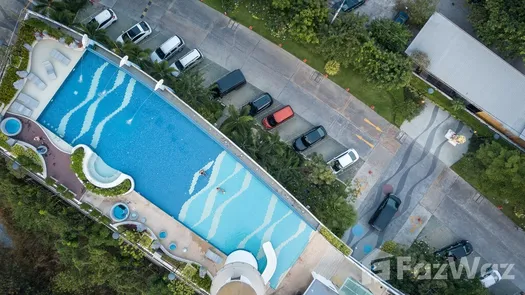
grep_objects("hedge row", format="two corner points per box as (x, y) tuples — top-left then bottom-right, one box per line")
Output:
(319, 226), (352, 256)
(70, 148), (131, 196)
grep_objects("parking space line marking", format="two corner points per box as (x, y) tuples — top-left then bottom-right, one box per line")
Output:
(356, 134), (375, 148)
(141, 0), (153, 19)
(364, 118), (383, 132)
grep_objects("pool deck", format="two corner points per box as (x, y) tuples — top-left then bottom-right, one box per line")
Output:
(6, 113), (85, 197)
(82, 190), (227, 276)
(273, 232), (389, 295)
(7, 38), (84, 120)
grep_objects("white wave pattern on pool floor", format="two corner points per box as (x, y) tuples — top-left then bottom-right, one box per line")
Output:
(206, 173), (252, 240)
(91, 78), (136, 148)
(179, 151), (226, 222)
(192, 163), (244, 227)
(257, 211), (292, 260)
(57, 62), (108, 137)
(71, 71), (127, 143)
(237, 195), (277, 249)
(188, 160), (214, 195)
(274, 221), (308, 256)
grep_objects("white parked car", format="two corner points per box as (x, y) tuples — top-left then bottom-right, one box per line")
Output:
(150, 35), (185, 63)
(88, 9), (117, 30)
(328, 149), (359, 174)
(116, 21), (152, 44)
(480, 269), (501, 288)
(170, 49), (203, 77)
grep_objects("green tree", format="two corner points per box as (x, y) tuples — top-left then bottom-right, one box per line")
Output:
(76, 22), (110, 45)
(270, 0), (328, 44)
(33, 0), (66, 17)
(369, 19), (412, 53)
(63, 0), (89, 13)
(219, 105), (255, 141)
(474, 141), (525, 202)
(166, 70), (224, 123)
(386, 241), (489, 294)
(324, 60), (340, 75)
(148, 60), (174, 80)
(168, 280), (196, 295)
(469, 0), (525, 60)
(303, 153), (336, 185)
(392, 85), (425, 124)
(352, 41), (413, 90)
(49, 9), (75, 26)
(317, 13), (369, 67)
(396, 0), (438, 27)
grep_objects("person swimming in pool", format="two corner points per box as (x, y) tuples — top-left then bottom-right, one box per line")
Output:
(199, 169), (207, 176)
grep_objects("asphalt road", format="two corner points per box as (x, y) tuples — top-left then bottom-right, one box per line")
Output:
(76, 0), (382, 182)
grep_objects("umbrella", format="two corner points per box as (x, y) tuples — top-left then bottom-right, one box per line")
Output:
(154, 79), (164, 91)
(119, 55), (129, 68)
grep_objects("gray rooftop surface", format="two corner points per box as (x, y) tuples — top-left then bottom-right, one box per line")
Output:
(406, 13), (525, 139)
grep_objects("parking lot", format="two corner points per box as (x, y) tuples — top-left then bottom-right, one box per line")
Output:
(76, 0), (379, 182)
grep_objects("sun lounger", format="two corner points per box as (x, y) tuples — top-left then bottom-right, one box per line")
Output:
(42, 60), (57, 80)
(10, 102), (33, 117)
(205, 249), (223, 264)
(50, 49), (70, 66)
(17, 93), (39, 109)
(12, 79), (25, 90)
(27, 73), (47, 90)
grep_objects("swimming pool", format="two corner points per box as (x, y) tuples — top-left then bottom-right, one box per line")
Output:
(38, 50), (313, 287)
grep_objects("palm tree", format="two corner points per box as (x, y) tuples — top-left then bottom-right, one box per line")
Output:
(220, 105), (255, 137)
(50, 9), (75, 26)
(63, 0), (88, 13)
(148, 61), (175, 80)
(76, 22), (109, 44)
(34, 0), (66, 16)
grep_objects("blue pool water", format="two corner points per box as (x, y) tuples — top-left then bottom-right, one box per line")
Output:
(38, 50), (313, 287)
(112, 203), (129, 221)
(3, 117), (22, 135)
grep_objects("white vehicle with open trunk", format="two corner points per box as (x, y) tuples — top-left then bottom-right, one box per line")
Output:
(327, 149), (359, 174)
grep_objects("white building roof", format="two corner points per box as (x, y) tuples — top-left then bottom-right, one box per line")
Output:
(406, 13), (525, 139)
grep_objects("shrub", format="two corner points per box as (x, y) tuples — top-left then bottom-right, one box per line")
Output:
(62, 191), (75, 200)
(89, 210), (102, 218)
(381, 240), (402, 255)
(99, 216), (112, 225)
(11, 145), (43, 172)
(70, 148), (132, 196)
(56, 184), (67, 193)
(45, 177), (56, 186)
(80, 203), (92, 211)
(319, 226), (351, 256)
(324, 60), (340, 76)
(396, 0), (438, 27)
(451, 99), (465, 111)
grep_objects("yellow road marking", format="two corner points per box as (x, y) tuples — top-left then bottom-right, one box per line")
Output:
(356, 134), (375, 148)
(364, 118), (383, 132)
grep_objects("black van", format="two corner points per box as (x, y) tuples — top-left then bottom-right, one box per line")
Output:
(210, 69), (246, 98)
(247, 93), (273, 116)
(368, 193), (401, 231)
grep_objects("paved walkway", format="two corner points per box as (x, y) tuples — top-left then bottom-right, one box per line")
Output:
(7, 113), (85, 197)
(82, 191), (227, 276)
